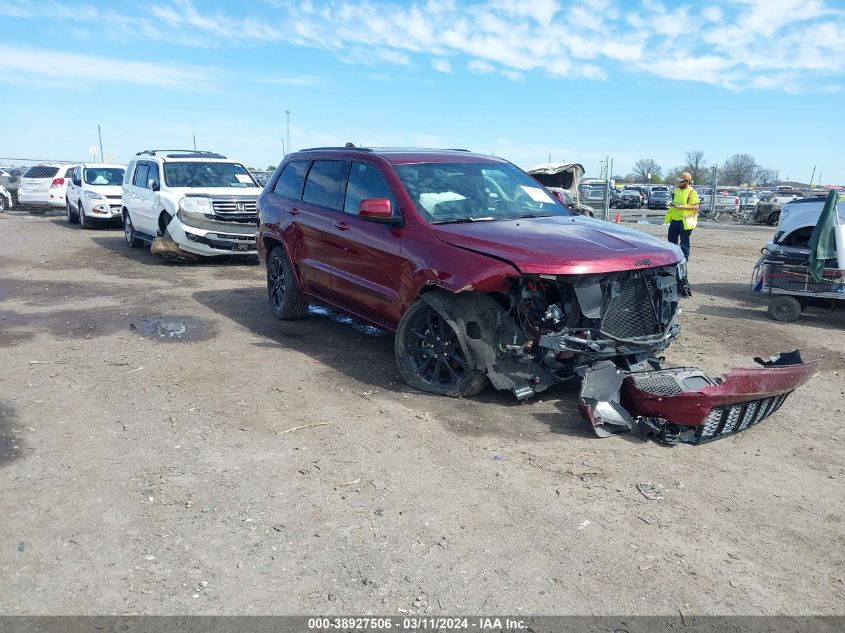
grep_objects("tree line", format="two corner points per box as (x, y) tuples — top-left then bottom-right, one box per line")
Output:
(615, 152), (780, 187)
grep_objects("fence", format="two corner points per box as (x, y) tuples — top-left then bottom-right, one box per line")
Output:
(0, 157), (85, 215)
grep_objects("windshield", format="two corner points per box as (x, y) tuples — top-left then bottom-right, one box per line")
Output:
(393, 162), (571, 224)
(163, 162), (257, 188)
(84, 167), (124, 186)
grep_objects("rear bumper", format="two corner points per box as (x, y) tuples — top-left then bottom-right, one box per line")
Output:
(579, 351), (818, 445)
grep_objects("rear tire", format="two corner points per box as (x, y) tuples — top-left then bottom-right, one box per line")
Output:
(768, 211), (780, 226)
(395, 298), (489, 398)
(0, 197), (7, 212)
(267, 246), (309, 320)
(123, 211), (143, 248)
(768, 295), (801, 322)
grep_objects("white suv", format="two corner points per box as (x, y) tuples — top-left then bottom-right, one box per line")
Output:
(122, 150), (262, 260)
(18, 163), (77, 213)
(66, 163), (126, 228)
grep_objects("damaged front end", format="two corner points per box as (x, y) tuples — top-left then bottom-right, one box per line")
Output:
(579, 351), (819, 445)
(421, 261), (691, 400)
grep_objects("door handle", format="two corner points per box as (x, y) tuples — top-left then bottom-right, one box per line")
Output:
(333, 221), (350, 231)
(289, 207), (300, 215)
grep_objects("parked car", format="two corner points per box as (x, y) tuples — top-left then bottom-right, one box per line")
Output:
(699, 189), (741, 218)
(647, 190), (671, 209)
(17, 163), (77, 213)
(66, 164), (127, 228)
(122, 150), (263, 261)
(250, 170), (275, 186)
(737, 190), (760, 211)
(257, 146), (690, 403)
(616, 188), (643, 209)
(527, 162), (593, 216)
(0, 184), (12, 211)
(771, 195), (845, 249)
(752, 190), (806, 225)
(0, 167), (20, 204)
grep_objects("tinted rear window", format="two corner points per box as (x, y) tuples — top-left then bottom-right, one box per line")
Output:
(302, 160), (346, 209)
(24, 165), (59, 179)
(273, 160), (309, 199)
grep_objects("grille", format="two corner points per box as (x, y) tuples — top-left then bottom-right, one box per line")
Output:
(106, 195), (122, 200)
(629, 374), (683, 396)
(696, 393), (792, 443)
(211, 198), (258, 223)
(601, 276), (660, 339)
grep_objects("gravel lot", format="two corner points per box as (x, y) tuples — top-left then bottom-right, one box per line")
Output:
(0, 211), (843, 615)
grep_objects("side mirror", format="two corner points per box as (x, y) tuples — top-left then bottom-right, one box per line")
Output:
(551, 190), (564, 202)
(148, 179), (160, 192)
(358, 198), (403, 226)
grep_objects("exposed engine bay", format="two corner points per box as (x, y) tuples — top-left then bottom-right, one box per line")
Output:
(422, 262), (690, 400)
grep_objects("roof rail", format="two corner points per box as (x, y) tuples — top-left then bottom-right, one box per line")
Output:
(135, 149), (227, 158)
(299, 146), (374, 152)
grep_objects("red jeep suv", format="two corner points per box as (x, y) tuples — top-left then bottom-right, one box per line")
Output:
(257, 147), (690, 399)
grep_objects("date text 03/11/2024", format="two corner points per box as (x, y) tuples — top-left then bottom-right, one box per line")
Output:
(307, 617), (527, 630)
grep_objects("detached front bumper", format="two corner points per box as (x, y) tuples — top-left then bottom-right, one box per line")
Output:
(579, 351), (818, 445)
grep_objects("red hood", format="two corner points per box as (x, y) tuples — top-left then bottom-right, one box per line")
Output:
(433, 216), (683, 275)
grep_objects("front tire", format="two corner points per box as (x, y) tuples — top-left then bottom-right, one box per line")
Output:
(395, 299), (489, 398)
(768, 211), (780, 226)
(123, 211), (143, 247)
(267, 246), (309, 320)
(78, 202), (89, 229)
(66, 199), (78, 224)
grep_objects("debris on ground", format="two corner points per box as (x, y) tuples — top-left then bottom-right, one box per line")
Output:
(637, 482), (666, 501)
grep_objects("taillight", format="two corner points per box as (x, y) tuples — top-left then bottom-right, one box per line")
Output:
(735, 197), (740, 205)
(50, 178), (65, 188)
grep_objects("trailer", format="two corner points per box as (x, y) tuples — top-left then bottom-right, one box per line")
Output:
(752, 253), (844, 321)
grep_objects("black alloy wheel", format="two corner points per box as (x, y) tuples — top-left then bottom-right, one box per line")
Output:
(395, 299), (488, 397)
(267, 246), (309, 320)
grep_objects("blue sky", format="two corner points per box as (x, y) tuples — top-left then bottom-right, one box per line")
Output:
(2, 0), (844, 183)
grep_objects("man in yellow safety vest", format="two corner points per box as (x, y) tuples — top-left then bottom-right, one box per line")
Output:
(664, 171), (699, 260)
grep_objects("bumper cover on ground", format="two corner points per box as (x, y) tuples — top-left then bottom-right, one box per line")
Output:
(578, 351), (818, 444)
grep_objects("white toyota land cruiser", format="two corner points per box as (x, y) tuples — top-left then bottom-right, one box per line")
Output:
(121, 150), (262, 261)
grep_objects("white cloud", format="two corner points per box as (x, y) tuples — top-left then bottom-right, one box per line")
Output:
(432, 58), (452, 73)
(5, 0), (845, 93)
(468, 59), (495, 74)
(256, 75), (322, 86)
(0, 45), (215, 89)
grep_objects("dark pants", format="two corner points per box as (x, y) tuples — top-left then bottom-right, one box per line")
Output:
(667, 220), (692, 260)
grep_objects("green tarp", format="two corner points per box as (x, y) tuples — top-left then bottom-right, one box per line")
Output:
(807, 190), (840, 282)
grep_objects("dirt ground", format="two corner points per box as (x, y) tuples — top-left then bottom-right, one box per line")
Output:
(0, 212), (842, 616)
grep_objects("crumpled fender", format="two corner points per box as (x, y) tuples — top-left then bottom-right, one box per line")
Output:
(419, 291), (557, 398)
(579, 351), (819, 444)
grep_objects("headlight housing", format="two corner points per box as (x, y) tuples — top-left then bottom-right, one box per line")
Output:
(179, 196), (212, 214)
(85, 190), (104, 200)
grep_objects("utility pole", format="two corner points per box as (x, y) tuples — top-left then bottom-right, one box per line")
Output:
(808, 165), (816, 191)
(193, 134), (197, 151)
(285, 110), (290, 156)
(710, 164), (718, 215)
(97, 124), (104, 163)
